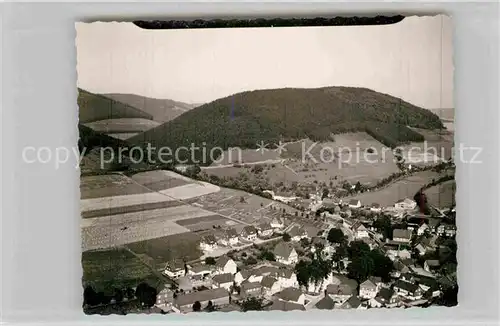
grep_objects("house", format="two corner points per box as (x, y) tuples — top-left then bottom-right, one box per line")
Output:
(267, 299), (306, 312)
(414, 235), (438, 256)
(214, 256), (237, 275)
(155, 287), (174, 309)
(220, 228), (239, 246)
(211, 273), (234, 290)
(276, 269), (299, 288)
(303, 225), (321, 239)
(200, 234), (218, 252)
(187, 264), (214, 278)
(370, 203), (382, 213)
(360, 237), (378, 250)
(424, 260), (441, 273)
(240, 225), (258, 241)
(275, 287), (305, 305)
(315, 294), (336, 310)
(392, 229), (413, 244)
(369, 297), (385, 308)
(393, 280), (422, 300)
(261, 276), (281, 295)
(348, 199), (361, 209)
(246, 266), (280, 283)
(173, 288), (230, 313)
(257, 222), (274, 238)
(288, 226), (307, 242)
(417, 223), (430, 236)
(325, 284), (355, 303)
(359, 279), (378, 299)
(375, 288), (399, 308)
(240, 281), (262, 298)
(273, 242), (298, 265)
(164, 260), (185, 279)
(351, 221), (369, 239)
(270, 217), (284, 230)
(233, 270), (252, 286)
(340, 295), (364, 309)
(394, 198), (417, 210)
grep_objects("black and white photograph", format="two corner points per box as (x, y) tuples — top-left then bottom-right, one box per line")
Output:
(76, 15), (457, 315)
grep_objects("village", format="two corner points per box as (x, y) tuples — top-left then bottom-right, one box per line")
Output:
(150, 189), (458, 314)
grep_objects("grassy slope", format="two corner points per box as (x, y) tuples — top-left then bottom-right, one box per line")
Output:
(102, 93), (197, 123)
(129, 86), (444, 164)
(78, 89), (154, 123)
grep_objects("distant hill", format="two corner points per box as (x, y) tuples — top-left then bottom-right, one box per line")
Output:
(101, 93), (198, 123)
(78, 89), (153, 124)
(128, 86), (444, 165)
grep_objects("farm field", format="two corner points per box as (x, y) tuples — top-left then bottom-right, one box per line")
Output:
(126, 232), (203, 268)
(82, 205), (219, 251)
(210, 148), (281, 166)
(81, 174), (151, 199)
(82, 248), (161, 292)
(130, 170), (192, 191)
(175, 214), (238, 232)
(343, 170), (444, 207)
(424, 180), (456, 208)
(404, 128), (454, 163)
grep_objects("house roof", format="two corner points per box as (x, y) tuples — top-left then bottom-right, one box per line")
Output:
(273, 242), (295, 259)
(212, 273), (234, 284)
(315, 295), (335, 310)
(251, 266), (280, 277)
(288, 226), (304, 237)
(394, 280), (419, 293)
(341, 295), (362, 309)
(261, 276), (278, 288)
(349, 199), (360, 206)
(360, 279), (377, 289)
(215, 256), (232, 268)
(396, 198), (415, 205)
(376, 288), (394, 301)
(271, 217), (283, 225)
(425, 260), (441, 267)
(225, 228), (238, 238)
(371, 203), (381, 208)
(332, 274), (358, 291)
(267, 299), (305, 312)
(393, 229), (412, 240)
(303, 225), (321, 238)
(241, 225), (257, 236)
(165, 260), (184, 271)
(275, 287), (303, 302)
(189, 264), (214, 274)
(175, 288), (229, 307)
(258, 222), (273, 231)
(369, 276), (382, 284)
(277, 268), (294, 279)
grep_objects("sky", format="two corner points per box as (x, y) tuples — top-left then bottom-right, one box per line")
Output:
(76, 15), (453, 109)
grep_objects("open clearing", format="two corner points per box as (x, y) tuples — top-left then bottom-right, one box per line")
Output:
(343, 170), (444, 207)
(204, 133), (400, 187)
(84, 118), (160, 133)
(130, 170), (192, 191)
(82, 248), (161, 292)
(404, 128), (454, 163)
(126, 232), (203, 268)
(424, 180), (456, 208)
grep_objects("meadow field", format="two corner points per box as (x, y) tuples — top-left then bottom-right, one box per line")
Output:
(424, 180), (456, 208)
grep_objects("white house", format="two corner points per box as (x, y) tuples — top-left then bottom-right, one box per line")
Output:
(240, 225), (258, 242)
(257, 222), (274, 238)
(359, 279), (378, 299)
(214, 256), (237, 275)
(211, 273), (234, 291)
(393, 280), (422, 300)
(348, 199), (361, 209)
(277, 269), (299, 289)
(270, 217), (284, 230)
(273, 242), (298, 265)
(164, 260), (185, 279)
(220, 228), (239, 246)
(351, 221), (369, 239)
(392, 229), (413, 244)
(275, 287), (305, 305)
(261, 276), (281, 295)
(200, 234), (218, 252)
(437, 223), (457, 237)
(394, 198), (417, 210)
(187, 264), (214, 278)
(234, 270), (251, 286)
(424, 259), (441, 273)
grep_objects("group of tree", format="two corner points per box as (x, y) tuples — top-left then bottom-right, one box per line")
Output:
(327, 228), (347, 245)
(294, 254), (332, 288)
(192, 300), (217, 312)
(346, 241), (393, 283)
(205, 256), (216, 265)
(240, 297), (265, 312)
